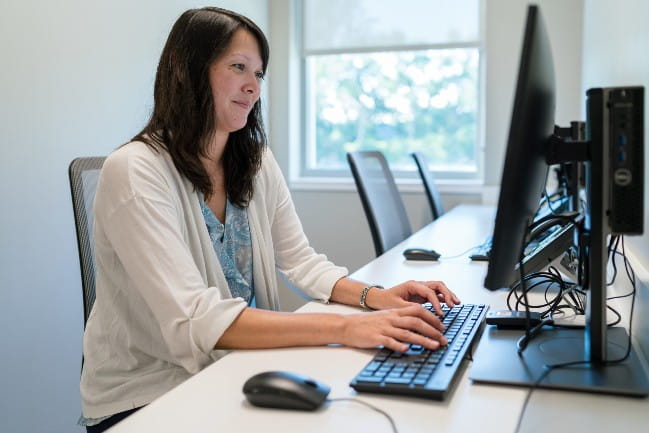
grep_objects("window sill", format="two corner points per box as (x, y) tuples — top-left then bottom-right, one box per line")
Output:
(289, 177), (488, 195)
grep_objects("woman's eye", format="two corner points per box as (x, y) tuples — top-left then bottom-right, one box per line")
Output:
(255, 71), (265, 80)
(232, 64), (245, 71)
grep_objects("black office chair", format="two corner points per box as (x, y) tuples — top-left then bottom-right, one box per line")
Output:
(69, 156), (106, 327)
(347, 151), (412, 257)
(411, 151), (445, 220)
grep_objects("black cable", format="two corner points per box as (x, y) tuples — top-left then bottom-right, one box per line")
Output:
(608, 290), (635, 301)
(514, 360), (591, 433)
(542, 186), (564, 215)
(515, 235), (639, 433)
(547, 267), (585, 314)
(510, 212), (635, 352)
(494, 191), (635, 432)
(508, 266), (624, 331)
(607, 235), (620, 285)
(605, 305), (622, 327)
(328, 398), (398, 433)
(605, 236), (637, 364)
(516, 221), (533, 355)
(601, 237), (631, 328)
(507, 269), (583, 320)
(537, 167), (568, 217)
(527, 211), (580, 235)
(516, 318), (554, 352)
(607, 240), (636, 301)
(534, 168), (552, 216)
(580, 232), (589, 293)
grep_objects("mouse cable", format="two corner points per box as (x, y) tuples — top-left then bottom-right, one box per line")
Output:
(328, 398), (398, 433)
(441, 245), (484, 260)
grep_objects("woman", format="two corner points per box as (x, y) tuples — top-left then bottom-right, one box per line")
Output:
(80, 7), (459, 432)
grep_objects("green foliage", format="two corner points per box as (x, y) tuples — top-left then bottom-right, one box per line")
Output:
(310, 49), (479, 172)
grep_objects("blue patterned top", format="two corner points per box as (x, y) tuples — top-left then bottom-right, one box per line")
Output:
(199, 194), (254, 305)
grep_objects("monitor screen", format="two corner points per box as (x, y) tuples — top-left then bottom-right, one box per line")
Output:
(484, 4), (556, 290)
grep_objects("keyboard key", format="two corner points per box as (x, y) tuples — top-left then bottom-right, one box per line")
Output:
(355, 376), (386, 384)
(384, 376), (413, 385)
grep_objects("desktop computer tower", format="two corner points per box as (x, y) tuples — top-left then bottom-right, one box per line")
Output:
(586, 86), (644, 363)
(586, 86), (644, 234)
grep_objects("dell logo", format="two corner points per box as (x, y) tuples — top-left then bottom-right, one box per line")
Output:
(614, 168), (632, 186)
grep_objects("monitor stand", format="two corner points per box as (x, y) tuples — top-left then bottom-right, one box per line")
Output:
(469, 326), (649, 397)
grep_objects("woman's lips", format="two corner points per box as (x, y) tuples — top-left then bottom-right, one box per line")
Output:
(234, 100), (251, 110)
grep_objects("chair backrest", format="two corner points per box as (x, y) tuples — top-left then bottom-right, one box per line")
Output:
(347, 151), (412, 257)
(69, 157), (106, 327)
(411, 151), (445, 220)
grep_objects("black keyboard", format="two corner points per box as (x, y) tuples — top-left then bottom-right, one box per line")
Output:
(350, 303), (488, 400)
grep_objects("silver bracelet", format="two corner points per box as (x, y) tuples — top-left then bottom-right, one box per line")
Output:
(360, 285), (384, 309)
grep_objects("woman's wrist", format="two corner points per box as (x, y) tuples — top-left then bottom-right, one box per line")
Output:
(363, 285), (385, 310)
(330, 277), (388, 311)
(326, 313), (349, 344)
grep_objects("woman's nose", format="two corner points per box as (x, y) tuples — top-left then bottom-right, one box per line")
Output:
(244, 75), (260, 96)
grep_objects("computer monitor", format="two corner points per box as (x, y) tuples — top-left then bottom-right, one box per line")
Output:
(483, 4), (556, 291)
(471, 4), (649, 396)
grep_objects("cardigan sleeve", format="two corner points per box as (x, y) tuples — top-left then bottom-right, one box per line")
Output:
(94, 147), (247, 374)
(260, 152), (348, 301)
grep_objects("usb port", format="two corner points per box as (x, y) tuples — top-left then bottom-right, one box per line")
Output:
(619, 151), (627, 162)
(619, 134), (627, 145)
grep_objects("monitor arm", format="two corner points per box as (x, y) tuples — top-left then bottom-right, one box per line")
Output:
(545, 121), (590, 165)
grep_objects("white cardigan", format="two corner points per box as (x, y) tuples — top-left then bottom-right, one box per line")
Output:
(80, 141), (348, 418)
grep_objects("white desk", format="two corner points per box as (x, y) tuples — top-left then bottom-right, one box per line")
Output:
(108, 204), (649, 433)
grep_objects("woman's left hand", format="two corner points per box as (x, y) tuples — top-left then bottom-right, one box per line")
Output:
(366, 280), (460, 315)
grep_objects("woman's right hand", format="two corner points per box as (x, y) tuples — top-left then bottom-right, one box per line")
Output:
(341, 304), (447, 353)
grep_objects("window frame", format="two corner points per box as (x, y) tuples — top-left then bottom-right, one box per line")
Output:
(297, 0), (486, 183)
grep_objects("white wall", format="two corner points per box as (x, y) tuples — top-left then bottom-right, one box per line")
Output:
(0, 2), (267, 432)
(270, 0), (585, 310)
(484, 0), (584, 185)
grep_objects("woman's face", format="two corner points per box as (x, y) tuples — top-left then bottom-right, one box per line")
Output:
(209, 29), (264, 135)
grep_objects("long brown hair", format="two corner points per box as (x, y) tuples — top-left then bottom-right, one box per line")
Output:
(133, 7), (269, 206)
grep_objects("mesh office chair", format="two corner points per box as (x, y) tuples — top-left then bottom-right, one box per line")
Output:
(347, 151), (412, 257)
(69, 156), (106, 327)
(411, 151), (445, 220)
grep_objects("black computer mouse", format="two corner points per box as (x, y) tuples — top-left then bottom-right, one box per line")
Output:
(242, 371), (331, 411)
(403, 247), (441, 261)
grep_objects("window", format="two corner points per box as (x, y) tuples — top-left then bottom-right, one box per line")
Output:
(300, 0), (482, 180)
